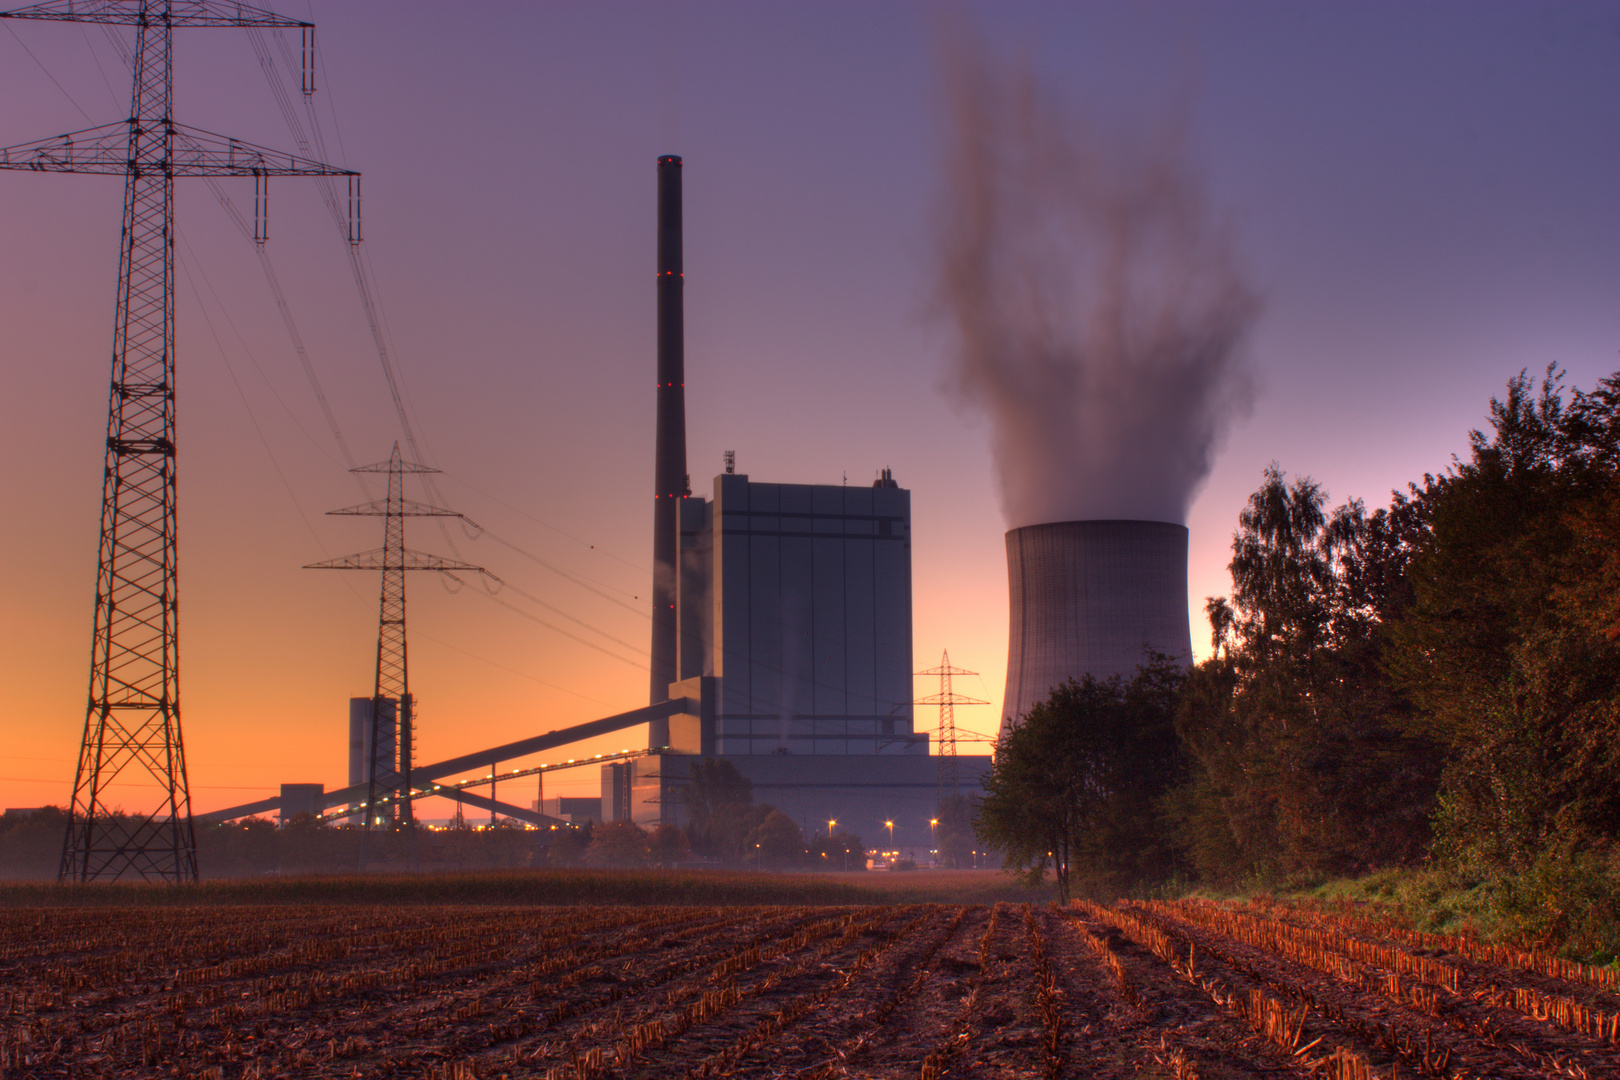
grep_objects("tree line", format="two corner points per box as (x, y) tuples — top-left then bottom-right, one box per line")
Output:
(0, 758), (870, 878)
(978, 368), (1620, 950)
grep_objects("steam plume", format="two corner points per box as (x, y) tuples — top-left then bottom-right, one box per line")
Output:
(938, 36), (1256, 528)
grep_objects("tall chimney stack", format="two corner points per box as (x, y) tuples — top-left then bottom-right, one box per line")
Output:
(650, 155), (686, 704)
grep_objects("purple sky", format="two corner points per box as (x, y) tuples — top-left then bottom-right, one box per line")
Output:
(1, 0), (1616, 817)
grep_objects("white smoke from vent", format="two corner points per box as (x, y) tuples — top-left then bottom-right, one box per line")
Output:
(937, 34), (1257, 528)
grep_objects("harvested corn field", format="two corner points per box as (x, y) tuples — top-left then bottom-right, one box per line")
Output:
(2, 898), (1618, 1078)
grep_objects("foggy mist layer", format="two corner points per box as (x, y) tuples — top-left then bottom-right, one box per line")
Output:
(937, 36), (1257, 528)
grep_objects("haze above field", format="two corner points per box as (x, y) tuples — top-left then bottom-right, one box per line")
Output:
(0, 1), (1615, 819)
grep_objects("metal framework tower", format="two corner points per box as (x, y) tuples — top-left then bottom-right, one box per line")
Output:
(306, 445), (488, 864)
(916, 651), (986, 800)
(0, 0), (356, 883)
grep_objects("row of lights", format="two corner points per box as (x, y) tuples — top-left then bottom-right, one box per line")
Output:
(316, 748), (642, 822)
(826, 816), (942, 841)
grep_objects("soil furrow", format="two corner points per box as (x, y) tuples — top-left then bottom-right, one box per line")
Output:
(1135, 900), (1620, 1080)
(1056, 906), (1317, 1080)
(7, 899), (1615, 1080)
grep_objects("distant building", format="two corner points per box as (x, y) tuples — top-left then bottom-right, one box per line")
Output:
(623, 159), (987, 850)
(678, 471), (924, 755)
(617, 469), (990, 846)
(534, 796), (602, 825)
(278, 784), (325, 823)
(348, 697), (402, 824)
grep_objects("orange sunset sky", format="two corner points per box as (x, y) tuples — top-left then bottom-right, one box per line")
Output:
(2, 1), (1615, 820)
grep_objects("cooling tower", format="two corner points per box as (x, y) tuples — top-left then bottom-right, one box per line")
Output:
(1001, 520), (1192, 732)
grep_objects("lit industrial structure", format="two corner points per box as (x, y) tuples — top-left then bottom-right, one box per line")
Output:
(1000, 519), (1193, 733)
(604, 467), (971, 844)
(206, 153), (991, 855)
(347, 697), (402, 822)
(628, 154), (988, 845)
(681, 471), (921, 756)
(917, 651), (987, 799)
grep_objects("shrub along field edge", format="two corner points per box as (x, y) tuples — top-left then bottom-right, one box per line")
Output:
(1184, 866), (1620, 966)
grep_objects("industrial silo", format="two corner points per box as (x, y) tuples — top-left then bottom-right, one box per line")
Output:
(1000, 520), (1192, 732)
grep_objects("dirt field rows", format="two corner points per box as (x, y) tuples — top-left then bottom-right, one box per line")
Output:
(1, 897), (1617, 1078)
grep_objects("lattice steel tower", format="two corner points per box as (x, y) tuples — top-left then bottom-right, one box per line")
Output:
(0, 1), (356, 883)
(916, 651), (986, 800)
(306, 445), (488, 864)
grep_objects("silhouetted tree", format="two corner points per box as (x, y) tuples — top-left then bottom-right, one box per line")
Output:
(647, 823), (691, 866)
(584, 821), (649, 868)
(743, 809), (805, 869)
(1388, 369), (1620, 878)
(682, 758), (753, 858)
(1175, 463), (1436, 884)
(544, 822), (592, 867)
(0, 806), (69, 880)
(977, 657), (1185, 900)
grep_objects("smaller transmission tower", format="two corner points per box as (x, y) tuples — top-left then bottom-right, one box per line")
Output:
(306, 445), (490, 867)
(916, 651), (986, 801)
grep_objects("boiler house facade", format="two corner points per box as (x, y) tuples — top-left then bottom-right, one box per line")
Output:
(678, 470), (925, 756)
(618, 469), (991, 849)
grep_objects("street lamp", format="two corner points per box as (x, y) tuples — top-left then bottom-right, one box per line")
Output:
(827, 819), (837, 838)
(885, 820), (894, 851)
(929, 817), (938, 861)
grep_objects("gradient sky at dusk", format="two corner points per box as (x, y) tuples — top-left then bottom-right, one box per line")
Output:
(2, 1), (1616, 823)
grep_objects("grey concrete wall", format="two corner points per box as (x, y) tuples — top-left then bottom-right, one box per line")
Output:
(707, 474), (921, 756)
(677, 496), (712, 682)
(347, 697), (399, 819)
(1002, 520), (1192, 729)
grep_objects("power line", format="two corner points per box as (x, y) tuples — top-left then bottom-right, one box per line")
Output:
(174, 237), (333, 556)
(3, 22), (95, 123)
(0, 0), (356, 886)
(5, 5), (642, 757)
(479, 529), (648, 614)
(442, 471), (650, 576)
(227, 25), (658, 700)
(201, 175), (366, 484)
(409, 629), (617, 709)
(472, 587), (647, 670)
(76, 24), (121, 107)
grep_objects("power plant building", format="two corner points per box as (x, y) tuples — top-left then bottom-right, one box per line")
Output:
(242, 153), (991, 851)
(678, 471), (924, 756)
(1001, 519), (1193, 732)
(627, 153), (986, 849)
(348, 696), (406, 822)
(618, 468), (975, 845)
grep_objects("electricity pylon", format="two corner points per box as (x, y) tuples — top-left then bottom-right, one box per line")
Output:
(306, 444), (491, 868)
(916, 651), (986, 801)
(0, 1), (357, 883)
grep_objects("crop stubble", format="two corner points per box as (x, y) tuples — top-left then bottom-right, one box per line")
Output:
(1, 896), (1615, 1078)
